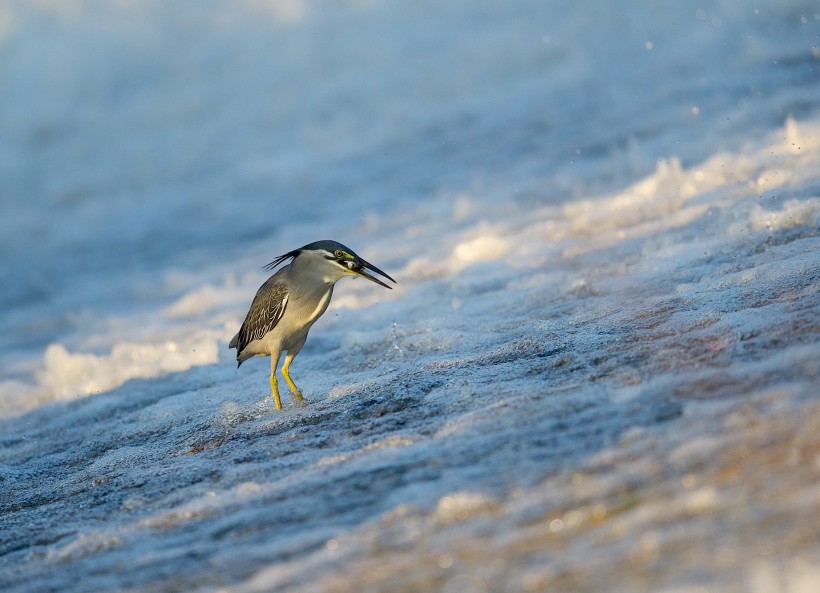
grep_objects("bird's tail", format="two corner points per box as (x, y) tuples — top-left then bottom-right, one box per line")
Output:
(236, 349), (255, 368)
(229, 333), (245, 367)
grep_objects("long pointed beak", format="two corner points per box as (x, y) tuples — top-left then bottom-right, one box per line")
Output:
(352, 258), (396, 289)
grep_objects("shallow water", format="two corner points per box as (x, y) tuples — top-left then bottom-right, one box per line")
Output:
(1, 1), (819, 592)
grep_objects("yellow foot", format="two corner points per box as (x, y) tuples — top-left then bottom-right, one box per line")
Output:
(290, 391), (306, 407)
(264, 394), (283, 411)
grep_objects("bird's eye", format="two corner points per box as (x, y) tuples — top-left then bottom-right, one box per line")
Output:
(334, 250), (344, 258)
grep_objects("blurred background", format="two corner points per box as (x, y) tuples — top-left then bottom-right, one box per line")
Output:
(2, 1), (816, 366)
(1, 2), (820, 592)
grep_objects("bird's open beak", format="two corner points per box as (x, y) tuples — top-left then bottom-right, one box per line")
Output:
(349, 258), (396, 289)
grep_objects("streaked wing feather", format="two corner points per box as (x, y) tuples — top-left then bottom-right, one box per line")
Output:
(236, 280), (289, 354)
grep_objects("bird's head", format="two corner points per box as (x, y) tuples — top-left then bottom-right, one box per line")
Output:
(264, 240), (396, 289)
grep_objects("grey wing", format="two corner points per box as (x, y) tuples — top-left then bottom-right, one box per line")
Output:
(235, 279), (289, 355)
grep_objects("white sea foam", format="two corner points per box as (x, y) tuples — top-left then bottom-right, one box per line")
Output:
(40, 334), (220, 399)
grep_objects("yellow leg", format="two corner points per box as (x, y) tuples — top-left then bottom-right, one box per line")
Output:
(281, 356), (303, 402)
(269, 373), (282, 410)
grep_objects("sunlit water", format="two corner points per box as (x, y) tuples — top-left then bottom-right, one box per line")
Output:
(1, 2), (819, 592)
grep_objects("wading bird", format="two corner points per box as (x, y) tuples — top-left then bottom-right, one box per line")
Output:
(230, 240), (396, 409)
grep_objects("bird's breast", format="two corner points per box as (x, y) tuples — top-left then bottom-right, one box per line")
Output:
(306, 288), (333, 324)
(286, 285), (334, 332)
